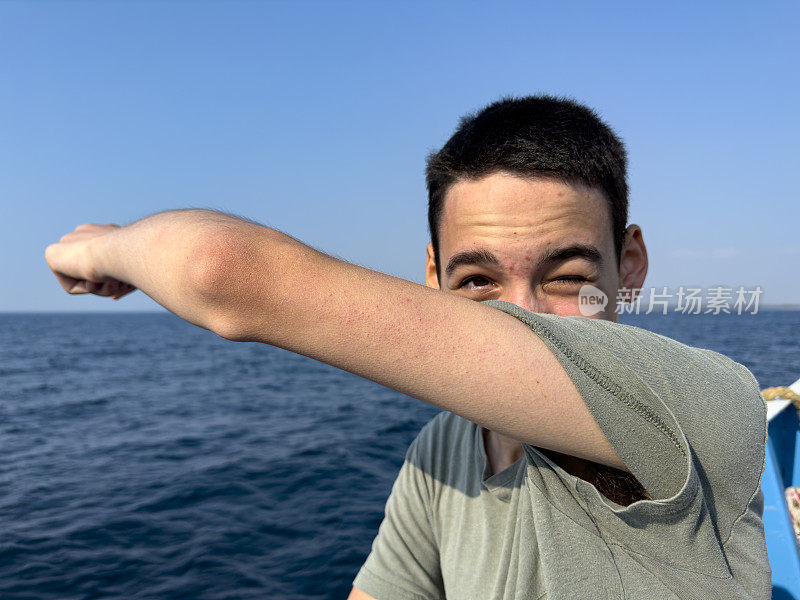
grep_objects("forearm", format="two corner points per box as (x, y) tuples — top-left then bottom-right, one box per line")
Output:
(91, 208), (253, 331)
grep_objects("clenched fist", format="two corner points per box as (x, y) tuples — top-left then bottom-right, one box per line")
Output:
(45, 223), (137, 300)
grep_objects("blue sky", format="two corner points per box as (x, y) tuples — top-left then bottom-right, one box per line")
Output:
(2, 0), (798, 311)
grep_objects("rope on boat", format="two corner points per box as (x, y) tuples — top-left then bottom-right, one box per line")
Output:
(762, 387), (800, 403)
(762, 386), (800, 419)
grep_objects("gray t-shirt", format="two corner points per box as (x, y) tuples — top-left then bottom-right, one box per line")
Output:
(353, 300), (770, 600)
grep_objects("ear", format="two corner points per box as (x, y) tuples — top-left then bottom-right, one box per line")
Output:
(618, 224), (648, 292)
(425, 243), (440, 289)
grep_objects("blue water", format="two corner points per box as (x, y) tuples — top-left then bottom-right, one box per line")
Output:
(2, 310), (799, 599)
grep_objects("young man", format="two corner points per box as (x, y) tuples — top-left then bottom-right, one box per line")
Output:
(45, 96), (770, 599)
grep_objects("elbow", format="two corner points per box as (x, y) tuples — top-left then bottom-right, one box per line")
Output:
(211, 316), (252, 343)
(189, 226), (237, 296)
(188, 226), (252, 342)
(189, 222), (289, 343)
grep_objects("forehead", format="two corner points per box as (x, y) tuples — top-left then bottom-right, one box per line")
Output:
(439, 172), (613, 256)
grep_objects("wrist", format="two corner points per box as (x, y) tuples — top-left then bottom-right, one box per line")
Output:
(88, 226), (125, 283)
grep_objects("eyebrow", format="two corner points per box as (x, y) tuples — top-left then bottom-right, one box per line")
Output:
(445, 249), (501, 277)
(538, 244), (603, 268)
(443, 244), (603, 278)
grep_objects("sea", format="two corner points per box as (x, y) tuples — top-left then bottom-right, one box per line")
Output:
(2, 309), (799, 600)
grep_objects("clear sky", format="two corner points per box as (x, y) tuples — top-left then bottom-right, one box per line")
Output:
(2, 0), (798, 312)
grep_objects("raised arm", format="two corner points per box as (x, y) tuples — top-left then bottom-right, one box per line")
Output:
(45, 208), (625, 470)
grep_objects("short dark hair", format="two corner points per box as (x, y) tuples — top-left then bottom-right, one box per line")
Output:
(426, 95), (628, 279)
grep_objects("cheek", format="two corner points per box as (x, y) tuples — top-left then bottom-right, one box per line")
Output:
(545, 296), (587, 317)
(543, 283), (617, 319)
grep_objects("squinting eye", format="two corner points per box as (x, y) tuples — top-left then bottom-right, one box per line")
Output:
(548, 276), (592, 289)
(553, 276), (590, 283)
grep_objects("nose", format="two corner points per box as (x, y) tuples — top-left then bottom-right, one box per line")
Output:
(498, 286), (544, 314)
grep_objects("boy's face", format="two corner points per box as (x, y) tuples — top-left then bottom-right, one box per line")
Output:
(425, 172), (647, 321)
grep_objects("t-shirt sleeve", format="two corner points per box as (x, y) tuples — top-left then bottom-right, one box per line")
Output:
(352, 432), (444, 600)
(480, 300), (767, 534)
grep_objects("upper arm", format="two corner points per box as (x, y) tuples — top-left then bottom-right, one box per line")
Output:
(207, 226), (625, 469)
